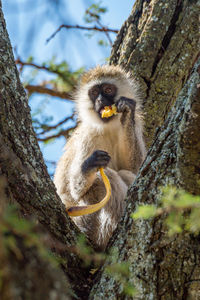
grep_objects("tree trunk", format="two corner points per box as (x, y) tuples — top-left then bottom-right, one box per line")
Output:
(110, 0), (199, 148)
(0, 0), (199, 299)
(0, 1), (91, 298)
(90, 58), (200, 299)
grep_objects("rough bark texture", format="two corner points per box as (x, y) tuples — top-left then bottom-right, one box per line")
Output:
(89, 57), (200, 299)
(0, 0), (199, 299)
(110, 0), (199, 148)
(0, 2), (91, 297)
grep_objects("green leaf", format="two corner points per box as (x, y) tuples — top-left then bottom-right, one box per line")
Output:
(165, 212), (184, 235)
(26, 56), (33, 63)
(185, 208), (200, 234)
(124, 283), (137, 297)
(131, 205), (157, 219)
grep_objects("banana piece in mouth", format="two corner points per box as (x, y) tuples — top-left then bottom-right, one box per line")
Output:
(101, 104), (117, 118)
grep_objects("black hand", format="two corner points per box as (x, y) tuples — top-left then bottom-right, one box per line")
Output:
(116, 97), (136, 115)
(81, 150), (111, 173)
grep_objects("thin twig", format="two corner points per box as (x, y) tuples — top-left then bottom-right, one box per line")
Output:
(45, 160), (56, 166)
(16, 59), (56, 73)
(37, 126), (76, 142)
(96, 20), (112, 46)
(46, 24), (118, 44)
(86, 10), (113, 46)
(38, 113), (75, 135)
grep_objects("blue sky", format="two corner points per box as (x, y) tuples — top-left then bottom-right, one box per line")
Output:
(3, 0), (133, 174)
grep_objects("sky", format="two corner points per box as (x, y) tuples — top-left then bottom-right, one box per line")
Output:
(3, 0), (134, 174)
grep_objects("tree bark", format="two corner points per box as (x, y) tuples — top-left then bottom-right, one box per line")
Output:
(0, 0), (199, 299)
(0, 1), (91, 298)
(110, 0), (199, 148)
(90, 57), (200, 300)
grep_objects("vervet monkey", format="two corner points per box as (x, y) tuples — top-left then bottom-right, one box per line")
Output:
(54, 65), (146, 250)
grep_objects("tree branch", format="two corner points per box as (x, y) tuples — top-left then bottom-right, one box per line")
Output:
(46, 24), (118, 44)
(16, 58), (60, 74)
(37, 126), (76, 141)
(38, 113), (75, 135)
(25, 84), (74, 101)
(16, 57), (77, 88)
(85, 9), (114, 46)
(176, 60), (200, 194)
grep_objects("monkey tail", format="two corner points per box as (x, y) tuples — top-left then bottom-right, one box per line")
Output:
(66, 167), (111, 217)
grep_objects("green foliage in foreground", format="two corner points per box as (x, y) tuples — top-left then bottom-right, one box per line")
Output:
(0, 205), (59, 266)
(75, 237), (136, 296)
(132, 186), (200, 236)
(105, 247), (136, 297)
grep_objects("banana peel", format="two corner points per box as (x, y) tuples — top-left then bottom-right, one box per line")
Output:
(67, 167), (111, 217)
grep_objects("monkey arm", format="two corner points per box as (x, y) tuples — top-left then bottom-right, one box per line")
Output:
(67, 168), (111, 216)
(118, 170), (136, 186)
(69, 161), (96, 201)
(116, 97), (146, 172)
(69, 150), (111, 200)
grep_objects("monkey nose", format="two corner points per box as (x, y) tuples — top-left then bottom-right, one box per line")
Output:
(97, 96), (111, 107)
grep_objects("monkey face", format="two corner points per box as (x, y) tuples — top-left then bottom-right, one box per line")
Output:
(88, 83), (117, 121)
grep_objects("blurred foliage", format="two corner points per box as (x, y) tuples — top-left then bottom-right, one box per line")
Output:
(42, 56), (84, 91)
(98, 39), (109, 47)
(132, 186), (200, 236)
(75, 236), (136, 296)
(105, 247), (136, 297)
(84, 1), (107, 23)
(75, 234), (106, 267)
(0, 205), (59, 266)
(23, 55), (83, 91)
(84, 1), (110, 47)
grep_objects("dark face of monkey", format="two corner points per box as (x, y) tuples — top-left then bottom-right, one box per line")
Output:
(88, 83), (117, 122)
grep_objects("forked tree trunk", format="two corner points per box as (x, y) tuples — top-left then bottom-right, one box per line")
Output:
(0, 0), (199, 299)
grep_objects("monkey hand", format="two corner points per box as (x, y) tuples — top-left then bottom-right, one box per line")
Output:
(116, 97), (136, 115)
(81, 150), (111, 173)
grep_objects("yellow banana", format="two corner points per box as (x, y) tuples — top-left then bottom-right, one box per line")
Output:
(67, 167), (111, 217)
(101, 104), (117, 118)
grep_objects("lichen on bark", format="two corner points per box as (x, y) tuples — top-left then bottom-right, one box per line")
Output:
(110, 0), (199, 148)
(90, 58), (200, 299)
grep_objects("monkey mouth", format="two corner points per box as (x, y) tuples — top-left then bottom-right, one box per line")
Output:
(99, 106), (111, 116)
(99, 107), (106, 115)
(98, 107), (115, 122)
(99, 107), (109, 118)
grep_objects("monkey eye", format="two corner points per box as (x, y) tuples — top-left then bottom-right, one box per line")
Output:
(91, 87), (100, 97)
(102, 84), (116, 96)
(105, 87), (112, 94)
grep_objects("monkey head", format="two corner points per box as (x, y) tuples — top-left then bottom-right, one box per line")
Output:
(75, 65), (141, 127)
(88, 82), (117, 122)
